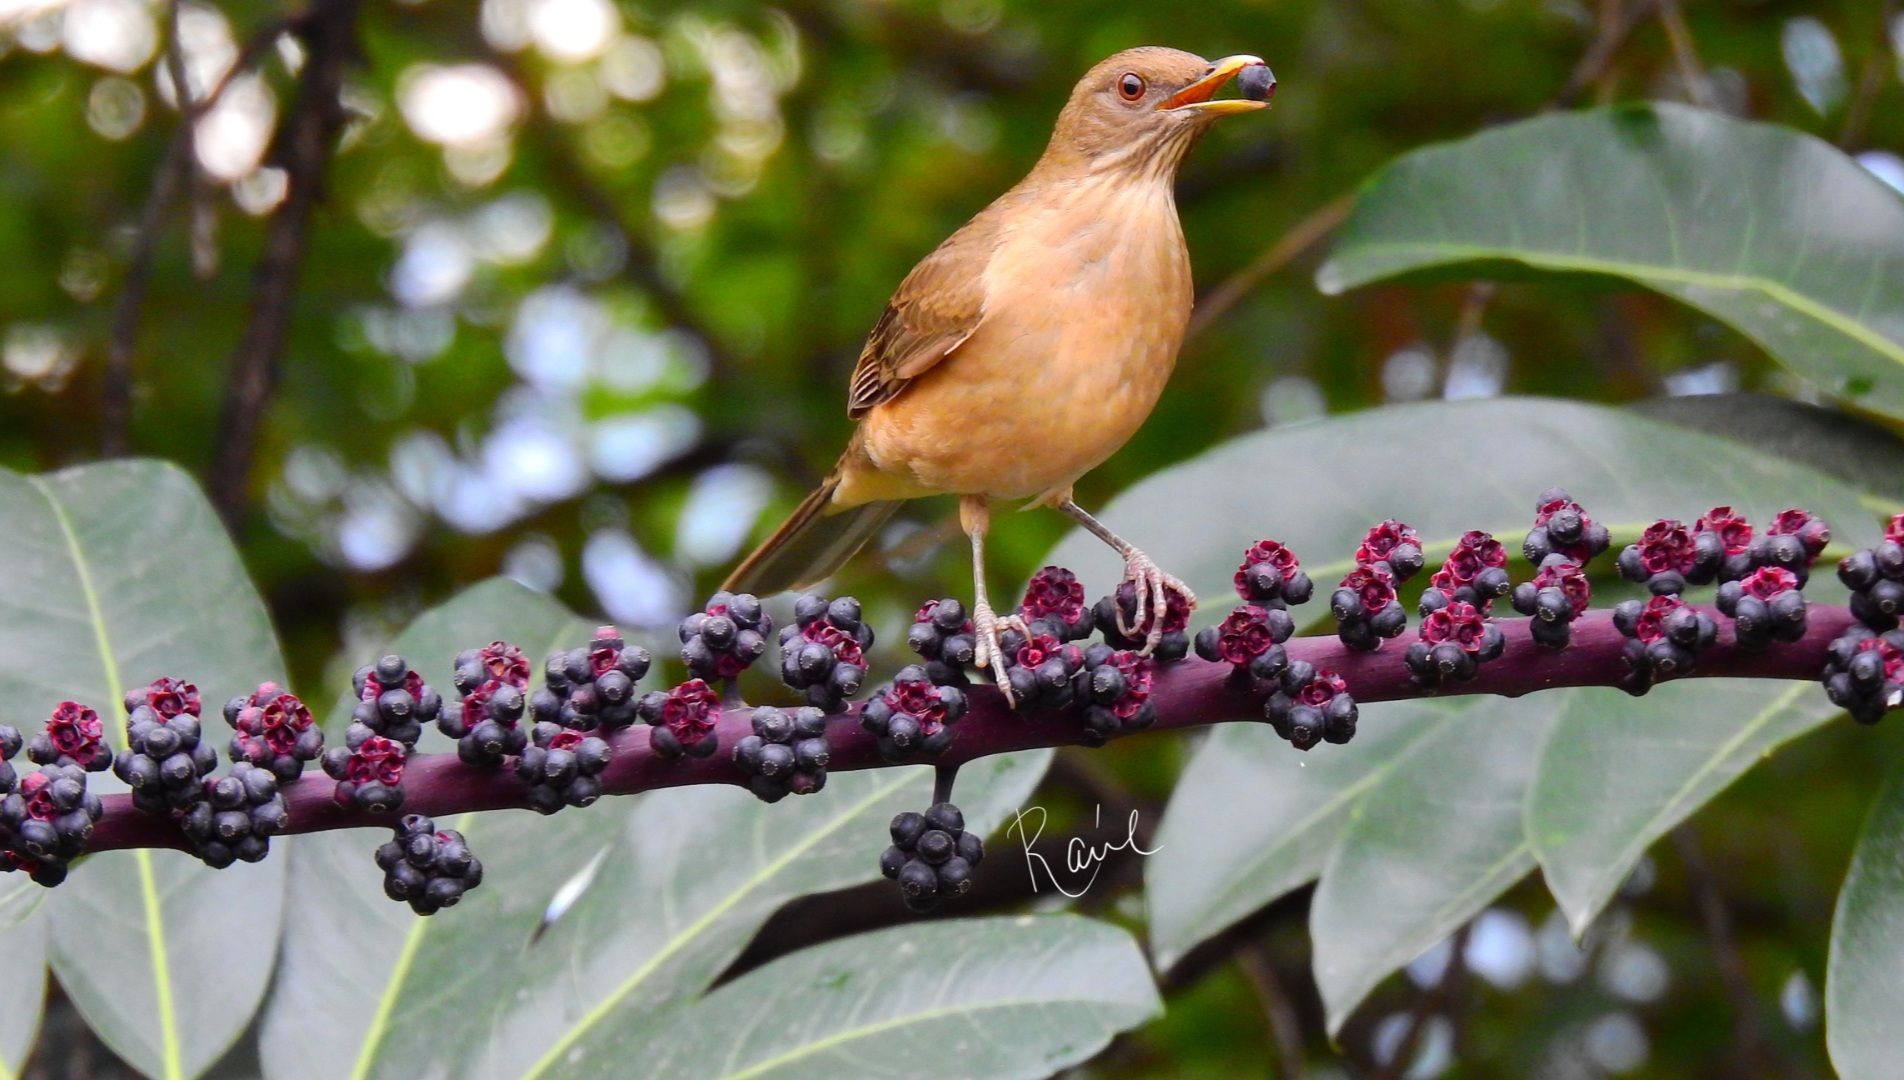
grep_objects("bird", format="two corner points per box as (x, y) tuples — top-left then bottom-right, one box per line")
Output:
(726, 47), (1275, 702)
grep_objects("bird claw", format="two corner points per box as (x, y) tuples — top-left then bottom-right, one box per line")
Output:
(1119, 550), (1196, 657)
(972, 601), (1029, 708)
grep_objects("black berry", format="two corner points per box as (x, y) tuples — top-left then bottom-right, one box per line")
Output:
(375, 814), (484, 915)
(906, 598), (978, 687)
(226, 683), (323, 782)
(1715, 566), (1807, 649)
(1511, 554), (1591, 649)
(778, 595), (874, 712)
(995, 628), (1087, 711)
(1404, 600), (1506, 689)
(1018, 566), (1095, 641)
(1234, 539), (1314, 608)
(515, 724), (612, 814)
(319, 735), (408, 812)
(680, 593), (772, 682)
(1612, 594), (1718, 693)
(347, 655), (441, 750)
(177, 761), (287, 868)
(733, 705), (830, 802)
(1522, 490), (1610, 568)
(860, 665), (967, 761)
(1822, 625), (1904, 725)
(1074, 645), (1157, 743)
(27, 701), (113, 773)
(1355, 519), (1426, 583)
(1264, 666), (1357, 750)
(1194, 603), (1295, 685)
(114, 677), (218, 816)
(1095, 581), (1191, 662)
(1332, 565), (1408, 651)
(1420, 530), (1512, 615)
(531, 626), (652, 732)
(0, 760), (102, 887)
(878, 801), (983, 913)
(634, 679), (723, 759)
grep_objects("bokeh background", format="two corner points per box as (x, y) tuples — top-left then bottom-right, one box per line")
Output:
(1, 0), (1901, 1075)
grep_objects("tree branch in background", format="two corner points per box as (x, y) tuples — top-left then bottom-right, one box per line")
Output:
(1372, 924), (1470, 1080)
(207, 0), (358, 528)
(1656, 0), (1715, 109)
(1238, 940), (1310, 1079)
(102, 10), (289, 456)
(1672, 825), (1811, 1080)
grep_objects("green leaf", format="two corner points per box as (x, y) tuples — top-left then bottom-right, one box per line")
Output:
(1043, 397), (1882, 607)
(1310, 697), (1554, 1034)
(1318, 104), (1904, 420)
(588, 914), (1161, 1080)
(1144, 701), (1447, 970)
(0, 461), (288, 1080)
(1828, 758), (1904, 1080)
(259, 579), (1053, 1080)
(1527, 680), (1840, 937)
(0, 910), (46, 1079)
(1630, 393), (1904, 510)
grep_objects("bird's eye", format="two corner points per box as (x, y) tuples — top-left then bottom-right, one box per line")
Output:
(1116, 72), (1145, 101)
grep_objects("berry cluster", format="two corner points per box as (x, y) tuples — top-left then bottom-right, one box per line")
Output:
(1521, 490), (1610, 567)
(1095, 581), (1191, 662)
(1406, 600), (1506, 688)
(225, 683), (323, 781)
(0, 739), (103, 891)
(115, 678), (218, 816)
(27, 701), (113, 772)
(779, 595), (874, 711)
(996, 627), (1087, 711)
(1263, 662), (1358, 750)
(1234, 539), (1315, 608)
(1076, 645), (1157, 743)
(1019, 566), (1096, 641)
(732, 706), (830, 802)
(906, 599), (978, 686)
(321, 734), (408, 812)
(1839, 514), (1904, 632)
(1421, 530), (1512, 614)
(879, 802), (983, 913)
(1822, 627), (1904, 724)
(516, 724), (612, 813)
(1512, 556), (1592, 649)
(532, 627), (653, 732)
(347, 655), (442, 749)
(177, 762), (286, 867)
(680, 592), (771, 682)
(1355, 520), (1426, 584)
(1620, 507), (1830, 594)
(1, 716), (105, 887)
(1195, 603), (1296, 686)
(375, 815), (484, 915)
(635, 679), (723, 759)
(860, 666), (968, 761)
(1716, 567), (1807, 648)
(1332, 565), (1407, 651)
(1614, 594), (1719, 692)
(444, 641), (534, 765)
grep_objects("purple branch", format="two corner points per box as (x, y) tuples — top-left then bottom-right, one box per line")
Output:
(85, 605), (1855, 854)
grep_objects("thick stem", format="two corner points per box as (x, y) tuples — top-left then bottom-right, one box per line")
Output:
(83, 604), (1857, 855)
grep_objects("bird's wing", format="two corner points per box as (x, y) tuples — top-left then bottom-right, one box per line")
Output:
(846, 211), (998, 419)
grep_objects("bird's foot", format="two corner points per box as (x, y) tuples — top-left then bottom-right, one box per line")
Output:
(972, 600), (1031, 708)
(1118, 549), (1197, 656)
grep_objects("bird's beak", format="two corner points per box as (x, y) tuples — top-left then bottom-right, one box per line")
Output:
(1161, 54), (1273, 114)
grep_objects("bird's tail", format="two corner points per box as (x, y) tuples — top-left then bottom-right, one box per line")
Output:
(723, 472), (900, 596)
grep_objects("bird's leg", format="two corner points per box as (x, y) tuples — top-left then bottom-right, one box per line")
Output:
(962, 496), (1029, 706)
(1057, 498), (1196, 655)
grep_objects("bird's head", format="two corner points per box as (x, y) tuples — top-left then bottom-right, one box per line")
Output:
(1038, 47), (1275, 180)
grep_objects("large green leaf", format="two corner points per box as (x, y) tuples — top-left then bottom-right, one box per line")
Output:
(1827, 759), (1904, 1080)
(1144, 701), (1446, 970)
(1318, 104), (1904, 420)
(1044, 397), (1881, 607)
(1082, 398), (1880, 981)
(259, 578), (1053, 1080)
(1527, 680), (1841, 936)
(1630, 393), (1904, 511)
(0, 461), (287, 1080)
(594, 915), (1160, 1080)
(0, 909), (45, 1080)
(1310, 697), (1553, 1034)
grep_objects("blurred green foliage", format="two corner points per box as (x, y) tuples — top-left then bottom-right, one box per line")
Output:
(1, 0), (1902, 1074)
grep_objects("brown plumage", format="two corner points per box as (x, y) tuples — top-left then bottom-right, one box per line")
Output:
(727, 47), (1274, 702)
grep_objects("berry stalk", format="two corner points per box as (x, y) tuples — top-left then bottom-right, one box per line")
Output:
(83, 603), (1861, 856)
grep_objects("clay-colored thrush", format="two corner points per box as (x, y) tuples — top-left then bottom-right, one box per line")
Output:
(727, 47), (1275, 701)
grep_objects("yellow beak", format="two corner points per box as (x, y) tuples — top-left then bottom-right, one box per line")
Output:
(1161, 54), (1273, 114)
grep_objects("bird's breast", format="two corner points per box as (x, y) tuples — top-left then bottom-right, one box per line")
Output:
(857, 178), (1193, 502)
